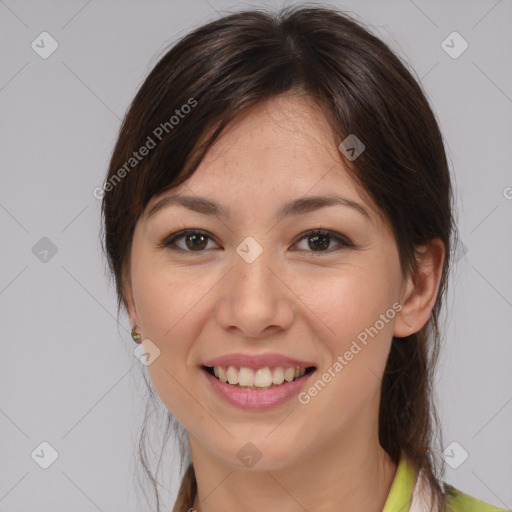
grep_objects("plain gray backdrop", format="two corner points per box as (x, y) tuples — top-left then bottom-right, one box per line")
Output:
(1, 0), (511, 511)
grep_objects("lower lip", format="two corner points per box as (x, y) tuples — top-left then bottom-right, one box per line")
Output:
(201, 367), (315, 410)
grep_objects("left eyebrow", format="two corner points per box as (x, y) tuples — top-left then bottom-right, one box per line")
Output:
(145, 194), (371, 222)
(276, 194), (371, 222)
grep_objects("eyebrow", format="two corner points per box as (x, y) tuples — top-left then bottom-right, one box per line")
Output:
(146, 194), (371, 222)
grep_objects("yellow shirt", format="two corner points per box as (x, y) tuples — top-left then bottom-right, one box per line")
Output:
(383, 454), (510, 512)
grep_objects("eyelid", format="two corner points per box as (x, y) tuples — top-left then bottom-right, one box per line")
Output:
(158, 228), (354, 254)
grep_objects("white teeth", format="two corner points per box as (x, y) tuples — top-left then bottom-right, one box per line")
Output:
(210, 365), (311, 387)
(226, 365), (239, 385)
(272, 366), (285, 385)
(254, 367), (273, 387)
(238, 367), (254, 387)
(284, 367), (295, 382)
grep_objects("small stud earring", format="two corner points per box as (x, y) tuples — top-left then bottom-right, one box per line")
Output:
(131, 325), (142, 344)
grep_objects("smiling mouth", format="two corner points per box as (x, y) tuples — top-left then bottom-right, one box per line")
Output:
(202, 365), (316, 390)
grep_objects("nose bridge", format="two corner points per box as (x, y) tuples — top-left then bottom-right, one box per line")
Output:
(233, 235), (276, 305)
(235, 241), (271, 291)
(215, 234), (294, 336)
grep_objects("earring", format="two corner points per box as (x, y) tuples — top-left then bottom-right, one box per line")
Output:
(131, 325), (142, 344)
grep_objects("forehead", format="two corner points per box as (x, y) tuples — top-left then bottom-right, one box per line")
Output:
(194, 93), (345, 181)
(146, 93), (382, 224)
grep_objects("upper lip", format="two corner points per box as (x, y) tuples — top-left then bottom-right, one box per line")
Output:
(202, 353), (317, 370)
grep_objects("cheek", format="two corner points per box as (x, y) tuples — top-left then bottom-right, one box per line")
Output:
(131, 260), (207, 370)
(130, 254), (210, 424)
(294, 261), (400, 351)
(131, 248), (210, 340)
(292, 257), (400, 413)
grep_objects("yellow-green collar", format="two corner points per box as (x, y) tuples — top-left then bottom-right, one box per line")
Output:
(382, 454), (418, 512)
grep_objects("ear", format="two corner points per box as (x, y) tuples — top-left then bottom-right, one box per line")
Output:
(394, 238), (445, 338)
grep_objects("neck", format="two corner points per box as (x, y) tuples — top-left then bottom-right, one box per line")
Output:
(188, 423), (397, 512)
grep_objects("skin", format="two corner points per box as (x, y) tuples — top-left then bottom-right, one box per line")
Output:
(125, 92), (445, 512)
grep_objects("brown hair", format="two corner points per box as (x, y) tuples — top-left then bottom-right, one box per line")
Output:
(100, 4), (456, 511)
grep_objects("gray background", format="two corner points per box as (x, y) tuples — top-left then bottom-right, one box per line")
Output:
(1, 0), (511, 511)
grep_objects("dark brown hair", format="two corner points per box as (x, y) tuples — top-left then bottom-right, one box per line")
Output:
(101, 4), (456, 511)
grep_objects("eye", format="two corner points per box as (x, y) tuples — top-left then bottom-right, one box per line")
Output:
(160, 229), (219, 253)
(292, 229), (353, 254)
(159, 228), (353, 254)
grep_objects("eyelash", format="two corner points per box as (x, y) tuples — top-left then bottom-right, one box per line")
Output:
(158, 228), (353, 255)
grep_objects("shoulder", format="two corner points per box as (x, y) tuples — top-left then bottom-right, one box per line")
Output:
(444, 483), (510, 512)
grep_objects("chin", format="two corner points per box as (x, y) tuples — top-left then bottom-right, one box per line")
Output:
(210, 433), (307, 472)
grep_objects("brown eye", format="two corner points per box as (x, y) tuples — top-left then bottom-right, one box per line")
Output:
(307, 232), (330, 251)
(162, 230), (218, 253)
(184, 232), (208, 250)
(293, 229), (353, 253)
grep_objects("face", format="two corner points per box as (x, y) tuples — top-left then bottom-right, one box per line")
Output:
(126, 93), (409, 470)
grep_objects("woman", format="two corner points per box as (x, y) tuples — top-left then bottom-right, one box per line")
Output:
(100, 5), (508, 512)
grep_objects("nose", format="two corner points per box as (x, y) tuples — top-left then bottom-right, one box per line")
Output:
(214, 244), (295, 338)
